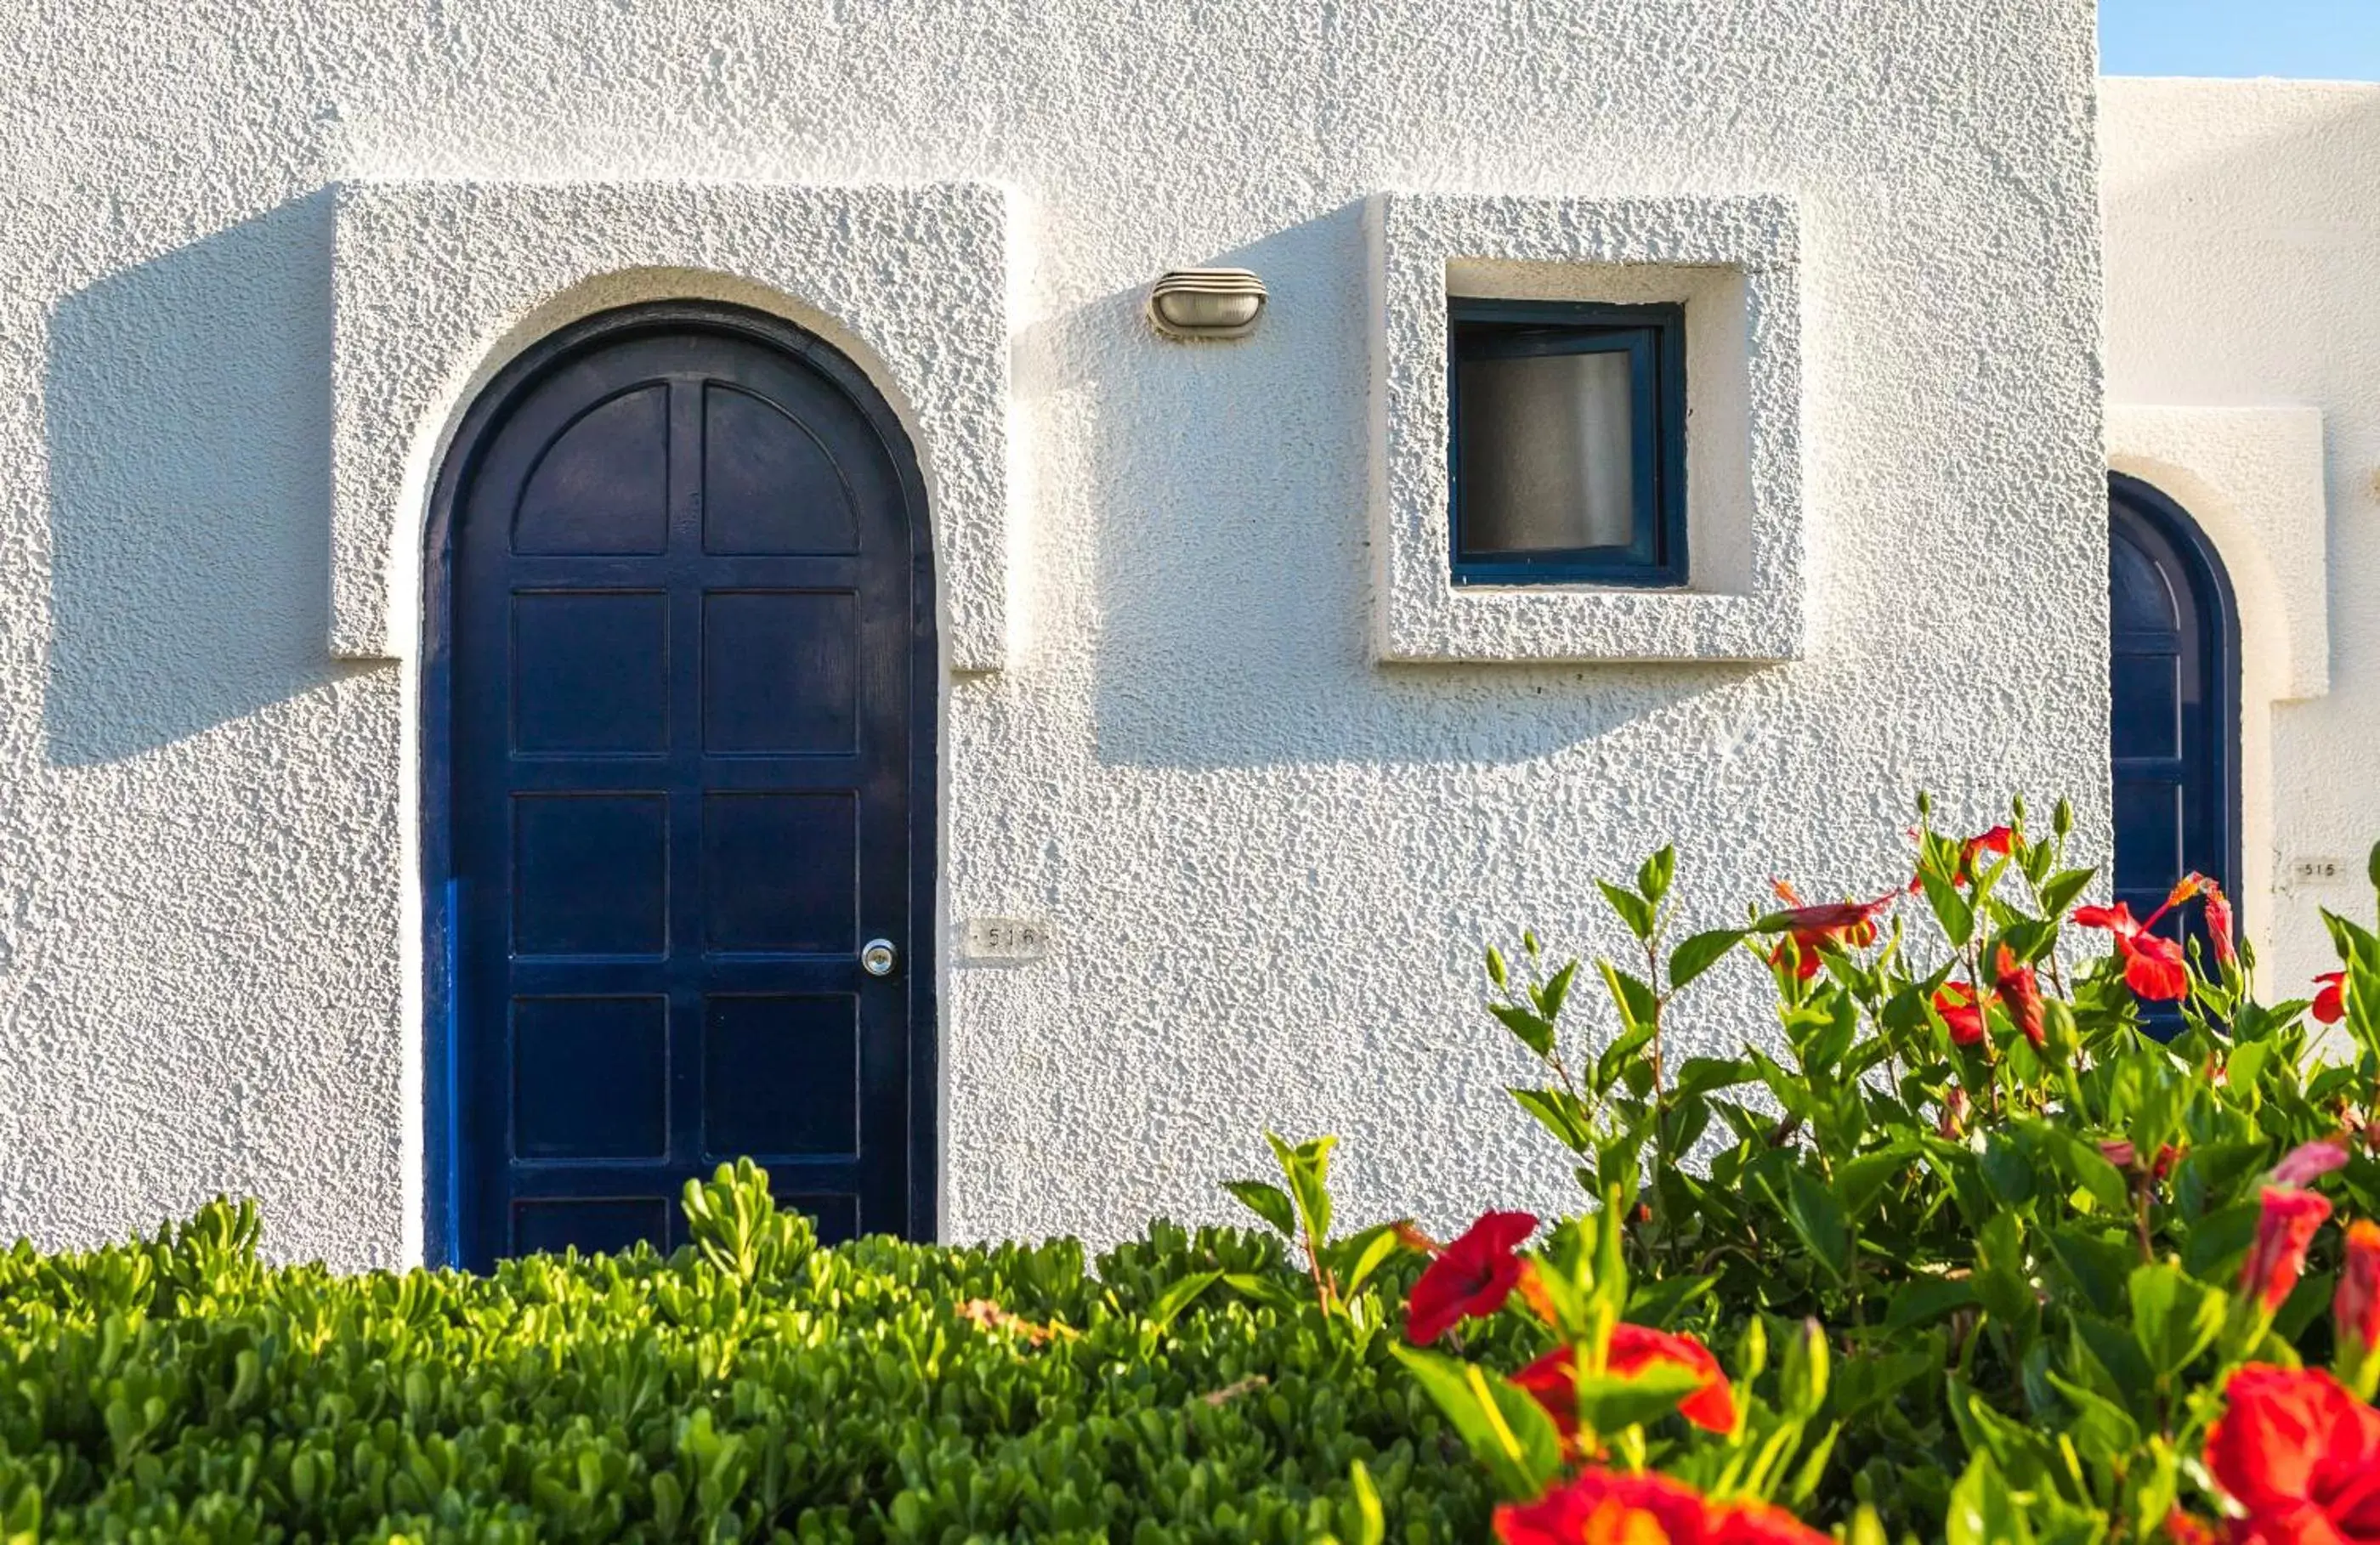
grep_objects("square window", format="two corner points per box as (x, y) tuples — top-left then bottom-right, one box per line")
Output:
(1448, 299), (1686, 587)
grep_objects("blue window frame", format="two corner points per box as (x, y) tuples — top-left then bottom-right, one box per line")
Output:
(1448, 298), (1687, 587)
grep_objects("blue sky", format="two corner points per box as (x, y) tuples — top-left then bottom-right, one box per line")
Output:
(2101, 0), (2380, 79)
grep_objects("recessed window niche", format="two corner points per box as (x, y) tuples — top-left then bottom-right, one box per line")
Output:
(1368, 192), (1805, 664)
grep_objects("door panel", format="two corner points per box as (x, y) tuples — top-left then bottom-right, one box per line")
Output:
(2107, 474), (2238, 1031)
(438, 309), (930, 1267)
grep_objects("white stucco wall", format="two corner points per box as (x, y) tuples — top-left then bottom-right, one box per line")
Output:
(0, 0), (2103, 1267)
(2103, 78), (2380, 999)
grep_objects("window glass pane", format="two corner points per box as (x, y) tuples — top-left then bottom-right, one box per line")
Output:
(1457, 348), (1636, 554)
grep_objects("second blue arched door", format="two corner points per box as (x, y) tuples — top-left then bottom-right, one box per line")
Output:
(2108, 473), (2239, 1010)
(429, 303), (937, 1268)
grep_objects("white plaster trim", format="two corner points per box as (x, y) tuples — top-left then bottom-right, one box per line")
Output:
(329, 179), (1014, 670)
(2106, 403), (2332, 967)
(1368, 192), (1805, 664)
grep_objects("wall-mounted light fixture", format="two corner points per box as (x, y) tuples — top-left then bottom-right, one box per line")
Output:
(1148, 268), (1267, 341)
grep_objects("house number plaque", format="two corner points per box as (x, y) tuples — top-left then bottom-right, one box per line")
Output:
(960, 916), (1052, 966)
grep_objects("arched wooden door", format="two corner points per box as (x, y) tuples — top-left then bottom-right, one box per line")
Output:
(2108, 473), (2239, 1014)
(426, 303), (936, 1268)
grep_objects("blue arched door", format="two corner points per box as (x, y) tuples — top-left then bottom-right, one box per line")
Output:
(2108, 473), (2239, 1005)
(426, 303), (937, 1267)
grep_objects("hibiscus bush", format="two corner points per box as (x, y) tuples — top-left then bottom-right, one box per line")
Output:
(11, 803), (2380, 1544)
(1223, 800), (2380, 1543)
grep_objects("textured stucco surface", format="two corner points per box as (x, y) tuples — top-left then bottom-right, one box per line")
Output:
(329, 179), (1013, 668)
(1, 0), (2103, 1266)
(1374, 193), (1805, 663)
(2103, 80), (2379, 996)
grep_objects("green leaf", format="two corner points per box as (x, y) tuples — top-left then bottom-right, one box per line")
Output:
(1979, 1133), (2037, 1209)
(1221, 1180), (1297, 1238)
(1669, 929), (1748, 991)
(1671, 1055), (1751, 1100)
(1638, 846), (1676, 907)
(2042, 1227), (2135, 1319)
(1918, 864), (1975, 947)
(1834, 1346), (1935, 1420)
(2045, 1371), (2141, 1460)
(1266, 1131), (1336, 1247)
(1625, 1271), (1716, 1328)
(1488, 1003), (1557, 1059)
(1836, 1144), (1915, 1219)
(2324, 908), (2380, 973)
(1328, 1222), (1411, 1299)
(1344, 1460), (1386, 1545)
(1884, 1276), (1980, 1333)
(1595, 1023), (1658, 1096)
(2129, 1262), (2225, 1376)
(1946, 1452), (2034, 1545)
(1509, 1086), (1595, 1152)
(2180, 1199), (2261, 1281)
(1537, 959), (1579, 1024)
(1143, 1271), (1223, 1334)
(1570, 1363), (1705, 1431)
(1776, 1168), (1851, 1283)
(1390, 1347), (1564, 1501)
(1599, 880), (1657, 942)
(2023, 1120), (2132, 1215)
(1598, 961), (1659, 1033)
(2036, 867), (2096, 920)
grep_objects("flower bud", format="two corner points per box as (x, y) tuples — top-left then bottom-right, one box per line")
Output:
(2336, 1220), (2380, 1399)
(2243, 1186), (2333, 1316)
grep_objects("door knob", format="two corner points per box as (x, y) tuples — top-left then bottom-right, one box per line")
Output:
(860, 938), (898, 977)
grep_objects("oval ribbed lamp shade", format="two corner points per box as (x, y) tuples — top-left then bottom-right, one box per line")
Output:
(1148, 268), (1267, 340)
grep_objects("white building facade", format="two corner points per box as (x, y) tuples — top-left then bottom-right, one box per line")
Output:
(0, 0), (2204, 1268)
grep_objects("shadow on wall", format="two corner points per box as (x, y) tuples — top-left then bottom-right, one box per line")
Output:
(42, 192), (358, 767)
(1040, 201), (1763, 772)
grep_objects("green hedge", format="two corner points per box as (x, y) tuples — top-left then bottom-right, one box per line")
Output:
(0, 1164), (1491, 1544)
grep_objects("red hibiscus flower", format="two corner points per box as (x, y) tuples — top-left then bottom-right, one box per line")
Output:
(1957, 825), (2015, 884)
(1494, 1467), (1827, 1545)
(1405, 1211), (1537, 1344)
(1992, 944), (2046, 1050)
(1612, 1325), (1737, 1433)
(2206, 1365), (2380, 1543)
(2340, 1220), (2380, 1366)
(2242, 1186), (2333, 1316)
(2071, 901), (2190, 1002)
(1934, 981), (1989, 1047)
(2316, 971), (2349, 1026)
(1516, 1328), (1737, 1439)
(1763, 883), (1897, 980)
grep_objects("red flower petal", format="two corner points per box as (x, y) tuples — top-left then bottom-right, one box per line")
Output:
(1934, 981), (1990, 1046)
(1404, 1210), (1537, 1344)
(2315, 972), (2349, 1026)
(1608, 1323), (1737, 1434)
(2205, 883), (2236, 969)
(2118, 931), (2190, 1002)
(2271, 1139), (2350, 1187)
(1494, 1467), (1827, 1545)
(2073, 902), (2144, 937)
(2207, 1365), (2380, 1540)
(1992, 944), (2046, 1050)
